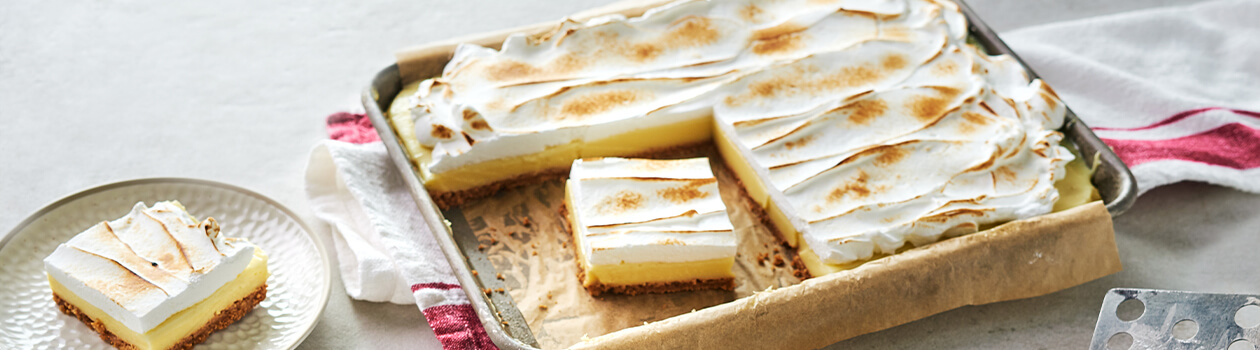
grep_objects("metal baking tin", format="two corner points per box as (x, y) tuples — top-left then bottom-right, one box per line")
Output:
(361, 1), (1139, 348)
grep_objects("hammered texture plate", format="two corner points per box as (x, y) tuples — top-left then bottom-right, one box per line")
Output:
(0, 178), (331, 350)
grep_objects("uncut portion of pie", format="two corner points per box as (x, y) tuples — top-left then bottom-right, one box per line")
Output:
(388, 0), (1099, 277)
(44, 201), (269, 350)
(565, 157), (737, 295)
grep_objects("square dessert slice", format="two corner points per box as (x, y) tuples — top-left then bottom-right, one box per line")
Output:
(44, 201), (269, 350)
(564, 157), (737, 296)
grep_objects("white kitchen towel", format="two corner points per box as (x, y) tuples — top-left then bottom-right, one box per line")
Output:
(307, 141), (416, 304)
(1004, 0), (1260, 195)
(306, 119), (496, 349)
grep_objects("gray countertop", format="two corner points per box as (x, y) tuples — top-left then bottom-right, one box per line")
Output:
(5, 0), (1253, 349)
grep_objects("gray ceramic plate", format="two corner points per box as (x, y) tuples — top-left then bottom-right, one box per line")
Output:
(0, 178), (331, 350)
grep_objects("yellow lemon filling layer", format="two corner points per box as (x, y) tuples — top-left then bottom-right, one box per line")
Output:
(580, 114), (713, 159)
(49, 249), (269, 350)
(1053, 149), (1103, 213)
(586, 258), (737, 287)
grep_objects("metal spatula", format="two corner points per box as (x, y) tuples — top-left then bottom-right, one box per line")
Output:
(1091, 288), (1260, 350)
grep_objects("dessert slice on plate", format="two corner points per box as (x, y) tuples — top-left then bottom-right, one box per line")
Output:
(564, 157), (737, 296)
(44, 201), (269, 350)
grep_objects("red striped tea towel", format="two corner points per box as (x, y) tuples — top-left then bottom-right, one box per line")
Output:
(1005, 0), (1260, 195)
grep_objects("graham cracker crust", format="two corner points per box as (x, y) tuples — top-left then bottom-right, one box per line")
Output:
(583, 275), (735, 296)
(559, 203), (736, 297)
(53, 284), (268, 350)
(429, 141), (711, 209)
(790, 256), (812, 280)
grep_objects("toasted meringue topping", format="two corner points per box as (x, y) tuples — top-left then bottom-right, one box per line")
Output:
(569, 158), (736, 265)
(44, 201), (257, 334)
(731, 41), (1071, 264)
(408, 0), (1072, 265)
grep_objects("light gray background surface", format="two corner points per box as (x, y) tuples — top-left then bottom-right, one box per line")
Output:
(3, 0), (1254, 349)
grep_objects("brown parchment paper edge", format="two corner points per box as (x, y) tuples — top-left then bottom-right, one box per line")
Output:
(569, 201), (1120, 350)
